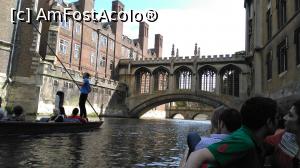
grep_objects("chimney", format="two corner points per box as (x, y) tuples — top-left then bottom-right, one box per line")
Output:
(154, 34), (163, 58)
(139, 22), (149, 58)
(194, 43), (198, 56)
(171, 44), (175, 57)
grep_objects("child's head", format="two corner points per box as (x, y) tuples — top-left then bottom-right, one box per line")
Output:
(72, 108), (79, 116)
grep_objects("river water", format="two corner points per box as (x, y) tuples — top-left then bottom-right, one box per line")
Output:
(0, 118), (210, 168)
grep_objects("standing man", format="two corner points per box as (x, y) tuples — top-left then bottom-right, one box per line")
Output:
(79, 72), (91, 119)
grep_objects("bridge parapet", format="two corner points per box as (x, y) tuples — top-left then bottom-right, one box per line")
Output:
(119, 51), (246, 65)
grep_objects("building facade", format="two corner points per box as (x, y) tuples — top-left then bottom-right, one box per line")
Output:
(244, 0), (300, 106)
(0, 0), (163, 119)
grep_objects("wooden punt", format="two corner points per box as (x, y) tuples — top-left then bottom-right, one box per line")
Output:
(0, 121), (103, 135)
(179, 148), (189, 168)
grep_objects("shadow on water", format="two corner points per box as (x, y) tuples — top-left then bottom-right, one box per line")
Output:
(0, 118), (210, 167)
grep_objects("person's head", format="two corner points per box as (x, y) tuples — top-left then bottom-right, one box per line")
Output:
(83, 72), (90, 79)
(217, 108), (241, 133)
(210, 106), (226, 133)
(240, 97), (277, 132)
(72, 108), (79, 116)
(284, 100), (300, 133)
(13, 105), (24, 116)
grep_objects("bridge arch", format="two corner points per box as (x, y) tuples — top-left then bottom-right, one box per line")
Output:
(192, 113), (210, 120)
(128, 93), (227, 118)
(170, 113), (185, 119)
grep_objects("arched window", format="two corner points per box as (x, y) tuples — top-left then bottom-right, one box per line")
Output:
(154, 69), (169, 91)
(176, 68), (192, 90)
(136, 70), (151, 94)
(220, 66), (240, 97)
(199, 68), (216, 92)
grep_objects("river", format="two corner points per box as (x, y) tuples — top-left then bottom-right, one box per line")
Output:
(0, 118), (210, 167)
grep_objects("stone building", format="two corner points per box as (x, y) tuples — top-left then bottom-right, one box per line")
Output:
(0, 0), (163, 119)
(244, 0), (300, 107)
(45, 0), (163, 79)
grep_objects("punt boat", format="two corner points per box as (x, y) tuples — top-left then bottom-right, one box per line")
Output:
(0, 121), (103, 135)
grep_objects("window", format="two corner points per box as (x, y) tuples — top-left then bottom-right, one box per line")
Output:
(75, 23), (81, 34)
(99, 55), (106, 67)
(90, 52), (96, 66)
(266, 51), (273, 80)
(74, 44), (80, 60)
(100, 35), (107, 47)
(266, 9), (272, 41)
(59, 39), (69, 55)
(109, 60), (113, 70)
(277, 39), (288, 74)
(296, 0), (300, 11)
(136, 71), (151, 94)
(176, 69), (192, 90)
(199, 68), (216, 92)
(221, 67), (240, 97)
(60, 19), (70, 30)
(295, 28), (300, 65)
(109, 40), (114, 50)
(92, 31), (97, 42)
(158, 72), (168, 91)
(277, 0), (287, 28)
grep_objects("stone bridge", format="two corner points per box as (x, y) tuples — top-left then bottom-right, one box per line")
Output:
(116, 52), (251, 118)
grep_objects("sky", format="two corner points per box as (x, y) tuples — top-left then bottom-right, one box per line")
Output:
(68, 0), (246, 57)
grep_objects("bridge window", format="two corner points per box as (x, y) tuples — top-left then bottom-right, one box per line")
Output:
(136, 71), (151, 94)
(221, 67), (240, 97)
(176, 70), (192, 90)
(199, 68), (216, 92)
(154, 70), (168, 91)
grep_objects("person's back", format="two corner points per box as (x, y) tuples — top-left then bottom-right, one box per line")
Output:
(67, 108), (86, 123)
(186, 97), (278, 168)
(194, 108), (241, 151)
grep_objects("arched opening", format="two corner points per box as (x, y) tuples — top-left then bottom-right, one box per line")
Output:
(175, 67), (192, 90)
(193, 114), (209, 121)
(172, 114), (184, 120)
(220, 65), (241, 97)
(129, 93), (226, 118)
(135, 68), (151, 94)
(199, 66), (216, 92)
(153, 68), (169, 91)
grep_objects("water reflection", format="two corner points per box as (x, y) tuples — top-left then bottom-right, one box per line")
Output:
(0, 118), (210, 167)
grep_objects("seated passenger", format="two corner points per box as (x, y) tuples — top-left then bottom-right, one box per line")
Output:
(186, 107), (241, 160)
(264, 100), (300, 168)
(10, 105), (25, 121)
(67, 108), (86, 123)
(186, 97), (278, 168)
(190, 108), (241, 151)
